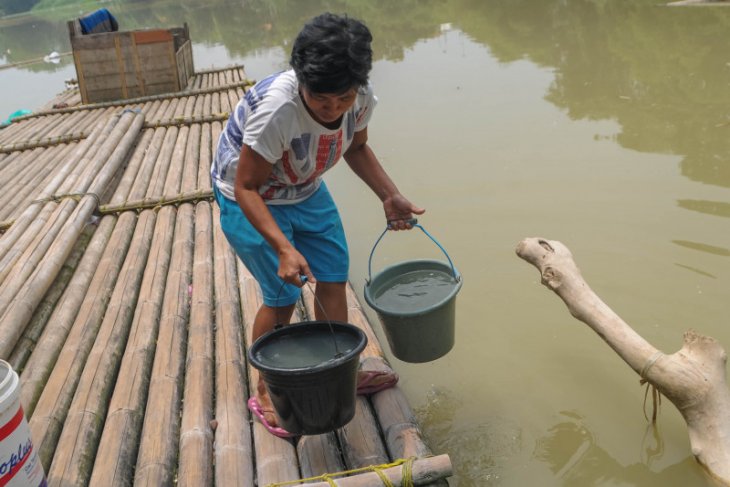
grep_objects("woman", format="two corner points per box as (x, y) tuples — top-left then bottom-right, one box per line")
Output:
(211, 12), (424, 437)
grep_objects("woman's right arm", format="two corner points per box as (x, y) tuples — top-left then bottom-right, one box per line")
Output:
(234, 145), (314, 286)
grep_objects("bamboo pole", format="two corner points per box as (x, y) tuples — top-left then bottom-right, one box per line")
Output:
(195, 64), (245, 75)
(8, 219), (96, 371)
(129, 127), (167, 199)
(27, 211), (137, 467)
(298, 433), (345, 479)
(20, 214), (120, 416)
(0, 112), (144, 358)
(237, 259), (300, 486)
(89, 205), (180, 487)
(0, 144), (72, 222)
(212, 204), (254, 487)
(5, 145), (77, 221)
(0, 147), (51, 219)
(118, 126), (193, 487)
(177, 202), (214, 487)
(44, 210), (157, 485)
(198, 123), (212, 192)
(0, 113), (57, 145)
(0, 110), (117, 261)
(108, 129), (154, 204)
(91, 107), (192, 485)
(0, 133), (86, 154)
(18, 110), (157, 415)
(285, 454), (452, 487)
(145, 127), (179, 198)
(11, 81), (253, 123)
(0, 149), (28, 191)
(0, 146), (46, 196)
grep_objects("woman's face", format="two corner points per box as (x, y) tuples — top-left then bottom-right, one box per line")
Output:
(300, 86), (358, 125)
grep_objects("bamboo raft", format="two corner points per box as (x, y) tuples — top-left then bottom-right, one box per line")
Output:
(0, 65), (451, 486)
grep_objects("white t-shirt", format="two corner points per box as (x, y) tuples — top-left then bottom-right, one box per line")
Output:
(211, 69), (377, 204)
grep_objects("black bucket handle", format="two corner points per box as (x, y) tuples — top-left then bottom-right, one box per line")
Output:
(273, 276), (343, 358)
(367, 218), (460, 284)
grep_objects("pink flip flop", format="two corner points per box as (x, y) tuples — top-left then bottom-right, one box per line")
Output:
(357, 370), (399, 395)
(247, 397), (296, 438)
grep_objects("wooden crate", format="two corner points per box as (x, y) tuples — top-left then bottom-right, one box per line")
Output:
(68, 22), (195, 103)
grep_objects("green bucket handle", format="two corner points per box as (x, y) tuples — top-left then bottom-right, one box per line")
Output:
(367, 218), (460, 284)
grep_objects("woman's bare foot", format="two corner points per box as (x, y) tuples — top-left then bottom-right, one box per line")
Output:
(257, 379), (279, 426)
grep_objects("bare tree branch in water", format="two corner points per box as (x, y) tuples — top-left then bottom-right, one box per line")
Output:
(516, 237), (730, 485)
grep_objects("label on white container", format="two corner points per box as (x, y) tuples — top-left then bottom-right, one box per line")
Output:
(0, 361), (46, 487)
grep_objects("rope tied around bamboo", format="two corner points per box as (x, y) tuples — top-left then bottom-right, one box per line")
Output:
(0, 113), (230, 154)
(264, 457), (417, 487)
(10, 81), (253, 122)
(0, 133), (87, 154)
(98, 189), (215, 215)
(29, 192), (101, 208)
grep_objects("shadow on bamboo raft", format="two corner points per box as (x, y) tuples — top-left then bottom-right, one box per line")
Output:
(516, 237), (730, 485)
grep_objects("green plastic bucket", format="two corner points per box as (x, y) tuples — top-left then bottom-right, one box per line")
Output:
(364, 221), (462, 363)
(248, 321), (367, 435)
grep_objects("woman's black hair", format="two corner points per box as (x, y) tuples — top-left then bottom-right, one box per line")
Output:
(290, 13), (373, 94)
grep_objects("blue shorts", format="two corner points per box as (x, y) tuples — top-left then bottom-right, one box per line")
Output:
(214, 183), (349, 307)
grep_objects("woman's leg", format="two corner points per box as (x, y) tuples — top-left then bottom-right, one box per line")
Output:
(313, 281), (347, 322)
(253, 303), (295, 428)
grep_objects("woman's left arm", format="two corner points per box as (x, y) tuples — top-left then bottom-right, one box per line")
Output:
(343, 127), (425, 230)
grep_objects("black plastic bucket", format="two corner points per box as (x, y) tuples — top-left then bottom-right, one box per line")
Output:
(248, 321), (367, 435)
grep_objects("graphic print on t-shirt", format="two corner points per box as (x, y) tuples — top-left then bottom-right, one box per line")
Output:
(309, 131), (342, 183)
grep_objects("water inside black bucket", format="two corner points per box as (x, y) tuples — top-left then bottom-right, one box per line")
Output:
(373, 269), (458, 314)
(254, 327), (361, 369)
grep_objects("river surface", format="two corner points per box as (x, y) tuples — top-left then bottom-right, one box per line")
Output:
(2, 1), (730, 485)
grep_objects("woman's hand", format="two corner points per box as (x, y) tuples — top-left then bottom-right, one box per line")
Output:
(384, 193), (425, 231)
(277, 246), (315, 287)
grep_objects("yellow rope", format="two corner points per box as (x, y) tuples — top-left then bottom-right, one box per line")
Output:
(639, 350), (664, 423)
(98, 189), (214, 215)
(264, 457), (416, 487)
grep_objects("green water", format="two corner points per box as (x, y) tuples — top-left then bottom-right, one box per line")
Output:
(373, 269), (459, 314)
(254, 329), (360, 369)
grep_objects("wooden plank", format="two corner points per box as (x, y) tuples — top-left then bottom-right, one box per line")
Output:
(134, 29), (173, 45)
(72, 50), (89, 104)
(131, 35), (146, 97)
(114, 36), (128, 99)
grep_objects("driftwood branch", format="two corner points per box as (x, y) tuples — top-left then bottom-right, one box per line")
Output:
(516, 237), (730, 484)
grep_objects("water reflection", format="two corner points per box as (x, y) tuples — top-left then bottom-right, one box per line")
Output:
(534, 411), (710, 486)
(672, 240), (730, 257)
(2, 0), (728, 189)
(678, 199), (730, 218)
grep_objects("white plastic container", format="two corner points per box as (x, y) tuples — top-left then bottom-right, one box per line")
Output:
(0, 360), (46, 487)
